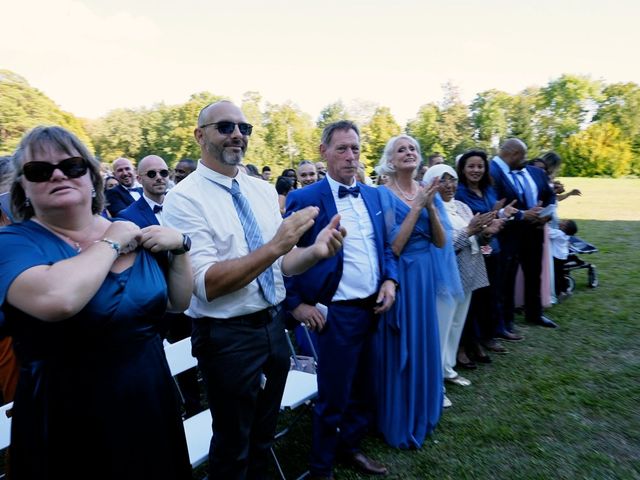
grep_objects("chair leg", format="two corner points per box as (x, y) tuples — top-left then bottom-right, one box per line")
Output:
(271, 446), (287, 480)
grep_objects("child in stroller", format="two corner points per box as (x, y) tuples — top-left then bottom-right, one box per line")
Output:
(550, 219), (598, 300)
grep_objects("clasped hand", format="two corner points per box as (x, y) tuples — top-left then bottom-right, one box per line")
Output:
(104, 221), (184, 255)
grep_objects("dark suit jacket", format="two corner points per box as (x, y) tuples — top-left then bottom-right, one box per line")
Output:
(490, 160), (555, 249)
(283, 178), (398, 312)
(116, 197), (169, 274)
(105, 184), (142, 217)
(118, 196), (159, 228)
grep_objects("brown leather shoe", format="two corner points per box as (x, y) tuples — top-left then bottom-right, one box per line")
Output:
(482, 339), (508, 354)
(348, 452), (389, 475)
(497, 331), (524, 341)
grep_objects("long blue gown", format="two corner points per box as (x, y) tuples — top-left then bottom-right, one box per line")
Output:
(374, 186), (443, 449)
(0, 220), (192, 480)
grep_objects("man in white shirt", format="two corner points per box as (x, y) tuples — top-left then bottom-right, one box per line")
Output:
(163, 100), (345, 480)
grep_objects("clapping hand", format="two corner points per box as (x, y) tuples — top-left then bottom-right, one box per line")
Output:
(312, 214), (346, 260)
(273, 206), (319, 255)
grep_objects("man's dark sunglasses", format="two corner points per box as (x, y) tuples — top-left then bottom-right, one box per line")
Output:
(199, 121), (253, 136)
(144, 169), (170, 179)
(22, 157), (89, 183)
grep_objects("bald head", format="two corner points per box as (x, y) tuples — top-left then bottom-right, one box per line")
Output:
(112, 157), (135, 187)
(499, 138), (528, 170)
(138, 155), (166, 172)
(137, 155), (169, 203)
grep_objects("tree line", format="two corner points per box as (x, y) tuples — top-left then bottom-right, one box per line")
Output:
(1, 69), (639, 177)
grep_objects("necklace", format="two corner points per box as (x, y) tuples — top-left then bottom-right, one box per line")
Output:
(393, 179), (418, 201)
(33, 218), (93, 253)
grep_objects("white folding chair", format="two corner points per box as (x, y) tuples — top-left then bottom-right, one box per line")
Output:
(271, 326), (320, 480)
(163, 338), (211, 470)
(0, 401), (13, 479)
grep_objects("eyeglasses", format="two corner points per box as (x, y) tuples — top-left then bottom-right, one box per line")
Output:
(439, 178), (458, 186)
(199, 121), (253, 136)
(22, 157), (89, 183)
(143, 169), (169, 179)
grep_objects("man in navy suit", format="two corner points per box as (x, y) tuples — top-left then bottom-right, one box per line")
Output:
(105, 157), (143, 216)
(490, 138), (557, 330)
(285, 121), (398, 479)
(118, 155), (168, 228)
(119, 154), (203, 418)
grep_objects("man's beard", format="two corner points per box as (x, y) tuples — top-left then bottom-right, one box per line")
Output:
(206, 140), (245, 166)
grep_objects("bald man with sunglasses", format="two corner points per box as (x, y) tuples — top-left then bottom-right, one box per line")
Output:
(118, 155), (170, 227)
(163, 100), (345, 480)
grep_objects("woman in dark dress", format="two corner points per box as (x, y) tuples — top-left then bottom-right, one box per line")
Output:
(0, 126), (193, 479)
(454, 150), (520, 364)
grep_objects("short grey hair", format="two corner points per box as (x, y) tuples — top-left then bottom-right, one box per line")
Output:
(320, 120), (360, 147)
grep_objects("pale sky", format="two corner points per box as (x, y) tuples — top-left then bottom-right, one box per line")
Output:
(2, 0), (639, 125)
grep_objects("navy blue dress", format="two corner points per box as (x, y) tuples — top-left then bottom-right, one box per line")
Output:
(374, 187), (442, 448)
(0, 221), (192, 480)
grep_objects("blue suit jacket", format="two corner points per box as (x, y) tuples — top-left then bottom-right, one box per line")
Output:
(118, 196), (159, 228)
(489, 162), (554, 212)
(116, 197), (168, 272)
(283, 178), (398, 311)
(105, 184), (143, 217)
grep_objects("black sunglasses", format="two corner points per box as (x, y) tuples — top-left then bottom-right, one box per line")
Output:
(22, 157), (89, 183)
(199, 121), (253, 136)
(144, 169), (169, 179)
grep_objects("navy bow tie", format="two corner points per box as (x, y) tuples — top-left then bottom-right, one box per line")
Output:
(338, 185), (360, 198)
(153, 205), (163, 214)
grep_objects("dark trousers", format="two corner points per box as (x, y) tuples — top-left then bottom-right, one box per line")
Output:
(191, 306), (290, 480)
(310, 297), (378, 477)
(500, 226), (544, 327)
(554, 257), (568, 294)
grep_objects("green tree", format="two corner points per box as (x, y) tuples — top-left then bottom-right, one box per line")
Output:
(536, 74), (602, 151)
(0, 70), (93, 155)
(594, 82), (640, 174)
(558, 122), (632, 177)
(507, 87), (539, 154)
(360, 106), (401, 170)
(470, 89), (513, 152)
(87, 108), (143, 163)
(241, 91), (269, 169)
(263, 102), (316, 175)
(406, 103), (443, 159)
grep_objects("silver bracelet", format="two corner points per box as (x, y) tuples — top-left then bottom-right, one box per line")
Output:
(94, 238), (121, 256)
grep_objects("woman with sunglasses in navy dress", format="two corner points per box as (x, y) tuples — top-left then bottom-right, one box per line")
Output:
(0, 126), (193, 479)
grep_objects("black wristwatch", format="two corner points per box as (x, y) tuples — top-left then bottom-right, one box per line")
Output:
(170, 234), (192, 255)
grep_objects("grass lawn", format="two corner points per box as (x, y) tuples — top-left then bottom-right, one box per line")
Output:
(268, 178), (640, 480)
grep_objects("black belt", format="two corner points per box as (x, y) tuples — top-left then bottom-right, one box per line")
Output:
(200, 304), (282, 327)
(332, 294), (377, 309)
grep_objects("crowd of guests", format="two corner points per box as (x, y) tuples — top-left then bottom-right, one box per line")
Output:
(0, 101), (582, 480)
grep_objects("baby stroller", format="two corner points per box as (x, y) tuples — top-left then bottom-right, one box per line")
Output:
(564, 236), (599, 292)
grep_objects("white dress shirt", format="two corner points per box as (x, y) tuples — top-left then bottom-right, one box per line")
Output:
(325, 175), (380, 301)
(163, 162), (285, 318)
(142, 194), (163, 224)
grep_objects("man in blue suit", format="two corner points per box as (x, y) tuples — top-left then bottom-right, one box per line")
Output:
(118, 155), (168, 228)
(490, 138), (557, 330)
(285, 121), (398, 479)
(105, 157), (143, 216)
(119, 154), (203, 418)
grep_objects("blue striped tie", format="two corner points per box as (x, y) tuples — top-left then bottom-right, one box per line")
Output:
(511, 171), (535, 209)
(228, 179), (277, 305)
